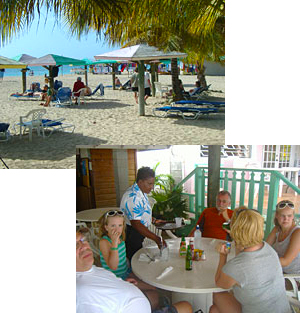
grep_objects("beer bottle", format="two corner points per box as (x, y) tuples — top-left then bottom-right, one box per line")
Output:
(185, 245), (192, 270)
(179, 236), (187, 256)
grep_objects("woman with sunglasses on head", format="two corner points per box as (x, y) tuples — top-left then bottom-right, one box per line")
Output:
(209, 207), (291, 313)
(120, 167), (166, 262)
(266, 200), (300, 278)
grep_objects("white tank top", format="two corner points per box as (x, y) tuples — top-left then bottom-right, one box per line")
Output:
(273, 225), (300, 275)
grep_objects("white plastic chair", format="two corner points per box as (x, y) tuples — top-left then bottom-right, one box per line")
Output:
(154, 82), (169, 98)
(72, 88), (86, 105)
(15, 109), (46, 141)
(284, 274), (300, 300)
(288, 296), (300, 313)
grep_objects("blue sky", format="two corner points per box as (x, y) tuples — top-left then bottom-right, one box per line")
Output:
(0, 10), (120, 60)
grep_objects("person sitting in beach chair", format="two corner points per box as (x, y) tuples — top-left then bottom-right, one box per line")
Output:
(73, 77), (85, 97)
(188, 81), (202, 96)
(40, 85), (54, 107)
(10, 82), (42, 97)
(165, 79), (187, 97)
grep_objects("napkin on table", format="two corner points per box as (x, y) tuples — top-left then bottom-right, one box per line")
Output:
(156, 266), (173, 280)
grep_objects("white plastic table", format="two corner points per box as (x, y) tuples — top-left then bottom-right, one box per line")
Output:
(132, 237), (234, 313)
(76, 208), (118, 240)
(76, 208), (118, 222)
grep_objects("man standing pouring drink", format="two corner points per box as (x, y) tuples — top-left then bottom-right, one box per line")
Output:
(120, 167), (166, 262)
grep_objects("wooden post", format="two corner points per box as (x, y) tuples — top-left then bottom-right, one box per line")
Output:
(84, 65), (88, 86)
(21, 68), (27, 92)
(138, 61), (145, 116)
(207, 145), (221, 208)
(150, 63), (156, 97)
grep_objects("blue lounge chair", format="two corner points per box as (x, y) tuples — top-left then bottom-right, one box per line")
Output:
(174, 100), (225, 108)
(53, 87), (72, 105)
(41, 118), (75, 137)
(153, 105), (219, 120)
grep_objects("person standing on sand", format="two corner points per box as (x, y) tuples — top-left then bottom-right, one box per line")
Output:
(144, 68), (151, 104)
(130, 68), (139, 104)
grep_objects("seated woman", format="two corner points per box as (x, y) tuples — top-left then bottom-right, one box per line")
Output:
(266, 200), (300, 284)
(209, 207), (291, 313)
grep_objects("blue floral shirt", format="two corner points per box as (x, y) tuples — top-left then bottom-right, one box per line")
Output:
(120, 182), (152, 227)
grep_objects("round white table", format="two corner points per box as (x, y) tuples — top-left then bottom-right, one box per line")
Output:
(132, 237), (234, 312)
(76, 208), (118, 222)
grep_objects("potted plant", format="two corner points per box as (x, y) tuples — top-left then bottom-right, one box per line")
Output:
(151, 168), (188, 221)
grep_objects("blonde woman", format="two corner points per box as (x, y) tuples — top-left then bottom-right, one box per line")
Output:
(266, 200), (300, 278)
(209, 207), (291, 313)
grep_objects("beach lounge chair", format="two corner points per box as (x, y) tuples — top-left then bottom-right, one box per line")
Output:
(183, 84), (211, 100)
(153, 105), (219, 120)
(174, 99), (225, 108)
(0, 123), (10, 142)
(41, 118), (75, 137)
(14, 109), (47, 141)
(10, 93), (40, 100)
(53, 87), (72, 105)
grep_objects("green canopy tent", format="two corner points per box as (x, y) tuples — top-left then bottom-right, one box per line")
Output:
(12, 54), (37, 92)
(27, 54), (85, 89)
(81, 59), (122, 88)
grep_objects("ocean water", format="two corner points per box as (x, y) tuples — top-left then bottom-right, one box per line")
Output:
(3, 65), (74, 77)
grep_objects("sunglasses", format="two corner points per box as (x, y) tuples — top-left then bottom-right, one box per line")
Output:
(76, 233), (90, 249)
(276, 201), (294, 210)
(105, 210), (124, 220)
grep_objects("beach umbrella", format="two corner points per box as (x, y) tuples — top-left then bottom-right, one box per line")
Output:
(0, 55), (26, 69)
(0, 56), (27, 91)
(95, 44), (187, 116)
(27, 54), (85, 89)
(12, 54), (37, 92)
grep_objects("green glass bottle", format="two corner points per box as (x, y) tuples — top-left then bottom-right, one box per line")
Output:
(185, 245), (192, 270)
(222, 220), (231, 231)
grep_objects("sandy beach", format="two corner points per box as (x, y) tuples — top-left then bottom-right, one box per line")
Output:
(0, 73), (224, 169)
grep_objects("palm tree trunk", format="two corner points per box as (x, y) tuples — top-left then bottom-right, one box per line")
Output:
(196, 61), (207, 88)
(171, 58), (183, 101)
(112, 63), (116, 90)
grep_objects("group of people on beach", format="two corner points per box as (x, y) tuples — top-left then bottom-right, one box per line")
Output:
(77, 166), (299, 313)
